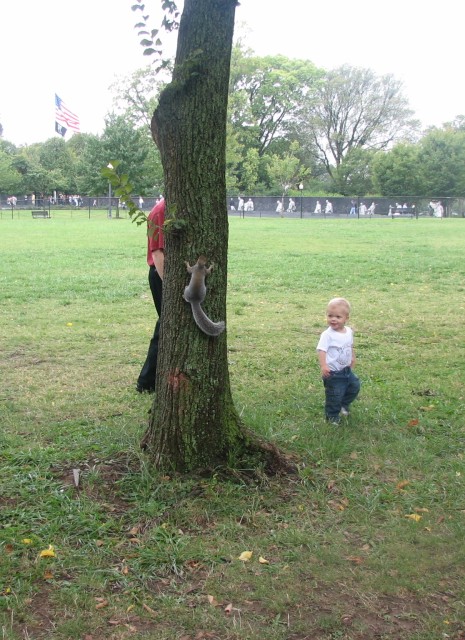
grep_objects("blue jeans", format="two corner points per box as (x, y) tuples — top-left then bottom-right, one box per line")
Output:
(323, 367), (361, 422)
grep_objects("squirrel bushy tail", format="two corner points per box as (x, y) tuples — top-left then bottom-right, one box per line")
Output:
(183, 256), (226, 337)
(190, 303), (225, 337)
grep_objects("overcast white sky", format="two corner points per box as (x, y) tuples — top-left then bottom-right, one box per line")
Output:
(1, 0), (463, 146)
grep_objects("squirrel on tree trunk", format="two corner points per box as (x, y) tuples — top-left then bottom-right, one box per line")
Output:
(183, 256), (226, 337)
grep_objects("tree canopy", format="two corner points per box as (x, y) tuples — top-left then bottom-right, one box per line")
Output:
(1, 47), (465, 199)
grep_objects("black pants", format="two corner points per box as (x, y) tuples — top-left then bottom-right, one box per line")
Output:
(137, 266), (163, 391)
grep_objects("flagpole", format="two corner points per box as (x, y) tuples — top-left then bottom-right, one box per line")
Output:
(107, 163), (113, 219)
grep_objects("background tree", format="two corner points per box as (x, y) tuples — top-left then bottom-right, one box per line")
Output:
(110, 66), (170, 131)
(330, 147), (376, 196)
(372, 143), (421, 196)
(416, 126), (465, 197)
(79, 114), (163, 196)
(39, 138), (77, 194)
(297, 65), (419, 192)
(266, 142), (308, 200)
(0, 140), (21, 194)
(12, 145), (51, 197)
(228, 48), (321, 192)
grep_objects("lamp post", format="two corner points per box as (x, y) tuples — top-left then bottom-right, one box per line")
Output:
(107, 163), (113, 218)
(299, 182), (304, 218)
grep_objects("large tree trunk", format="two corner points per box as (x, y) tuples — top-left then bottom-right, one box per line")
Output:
(142, 0), (246, 472)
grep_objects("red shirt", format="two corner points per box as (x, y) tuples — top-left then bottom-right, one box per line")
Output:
(146, 199), (165, 266)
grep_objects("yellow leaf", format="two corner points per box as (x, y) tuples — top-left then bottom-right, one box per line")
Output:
(238, 551), (253, 562)
(21, 539), (33, 545)
(404, 514), (422, 522)
(66, 322), (73, 326)
(258, 556), (269, 564)
(39, 545), (56, 558)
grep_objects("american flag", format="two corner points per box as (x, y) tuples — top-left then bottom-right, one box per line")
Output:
(55, 94), (80, 134)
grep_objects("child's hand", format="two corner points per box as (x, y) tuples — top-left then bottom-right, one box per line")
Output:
(320, 365), (331, 378)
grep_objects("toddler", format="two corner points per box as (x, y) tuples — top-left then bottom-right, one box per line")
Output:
(316, 297), (361, 424)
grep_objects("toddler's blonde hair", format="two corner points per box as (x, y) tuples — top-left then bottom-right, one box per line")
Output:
(327, 297), (351, 314)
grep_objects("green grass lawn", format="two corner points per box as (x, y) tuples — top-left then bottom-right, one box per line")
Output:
(0, 216), (464, 639)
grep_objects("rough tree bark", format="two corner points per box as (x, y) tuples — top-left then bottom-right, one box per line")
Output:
(141, 0), (247, 472)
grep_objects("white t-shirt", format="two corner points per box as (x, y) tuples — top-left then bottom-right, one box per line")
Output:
(317, 326), (353, 371)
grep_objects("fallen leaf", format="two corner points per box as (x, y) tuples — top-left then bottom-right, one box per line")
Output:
(327, 480), (337, 492)
(346, 555), (364, 564)
(21, 539), (33, 545)
(407, 419), (419, 427)
(142, 603), (157, 616)
(207, 594), (219, 606)
(328, 499), (346, 511)
(396, 480), (410, 490)
(414, 507), (429, 513)
(5, 544), (14, 554)
(95, 599), (109, 610)
(420, 405), (435, 411)
(238, 551), (253, 562)
(72, 469), (80, 487)
(258, 556), (269, 564)
(404, 514), (422, 522)
(39, 545), (56, 558)
(128, 526), (140, 537)
(43, 570), (54, 580)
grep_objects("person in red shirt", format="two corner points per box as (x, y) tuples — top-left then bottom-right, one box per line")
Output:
(137, 198), (165, 393)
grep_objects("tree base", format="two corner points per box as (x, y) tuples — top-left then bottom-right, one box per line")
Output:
(140, 425), (298, 479)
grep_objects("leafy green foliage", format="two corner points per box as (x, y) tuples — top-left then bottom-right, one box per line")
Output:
(101, 160), (147, 226)
(131, 0), (180, 70)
